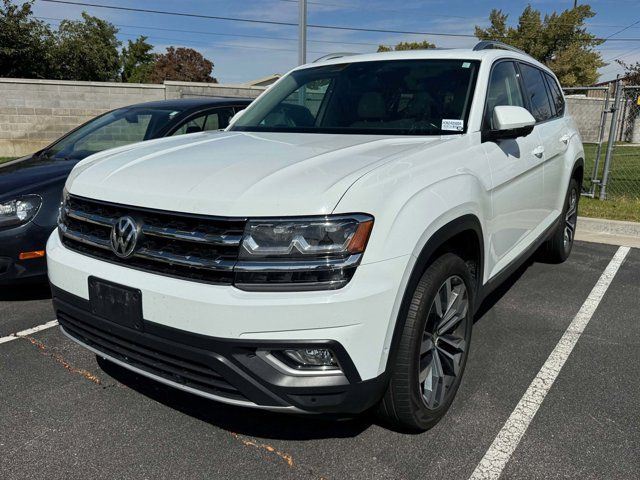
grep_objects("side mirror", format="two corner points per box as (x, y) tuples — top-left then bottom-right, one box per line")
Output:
(482, 106), (536, 142)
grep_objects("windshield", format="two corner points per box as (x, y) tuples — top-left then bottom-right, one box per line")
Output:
(231, 59), (479, 135)
(42, 107), (184, 161)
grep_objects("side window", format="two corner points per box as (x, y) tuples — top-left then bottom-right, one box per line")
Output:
(173, 113), (206, 136)
(519, 63), (553, 122)
(172, 108), (234, 136)
(484, 61), (525, 129)
(544, 73), (565, 117)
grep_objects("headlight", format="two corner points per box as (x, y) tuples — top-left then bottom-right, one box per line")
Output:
(0, 195), (42, 228)
(235, 214), (373, 291)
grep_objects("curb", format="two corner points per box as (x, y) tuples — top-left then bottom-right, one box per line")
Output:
(576, 216), (640, 248)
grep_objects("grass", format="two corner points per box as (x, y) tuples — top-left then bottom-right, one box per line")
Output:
(580, 143), (640, 222)
(579, 196), (640, 223)
(0, 157), (18, 165)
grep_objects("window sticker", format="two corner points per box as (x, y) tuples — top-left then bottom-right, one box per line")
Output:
(442, 119), (464, 131)
(462, 62), (471, 68)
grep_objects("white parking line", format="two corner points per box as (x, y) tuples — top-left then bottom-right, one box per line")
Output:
(0, 319), (59, 345)
(469, 245), (631, 480)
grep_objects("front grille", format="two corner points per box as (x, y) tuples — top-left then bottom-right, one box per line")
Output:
(58, 310), (246, 401)
(59, 195), (246, 284)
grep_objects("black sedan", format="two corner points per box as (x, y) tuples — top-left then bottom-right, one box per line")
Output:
(0, 97), (251, 284)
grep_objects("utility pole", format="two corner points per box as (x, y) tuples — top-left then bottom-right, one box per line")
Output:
(573, 0), (578, 8)
(298, 0), (307, 65)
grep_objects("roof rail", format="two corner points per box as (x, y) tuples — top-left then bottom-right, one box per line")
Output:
(313, 52), (359, 63)
(473, 41), (527, 56)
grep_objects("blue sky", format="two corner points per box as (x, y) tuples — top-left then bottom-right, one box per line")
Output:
(30, 0), (640, 84)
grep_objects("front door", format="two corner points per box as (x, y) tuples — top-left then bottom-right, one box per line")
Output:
(482, 60), (546, 278)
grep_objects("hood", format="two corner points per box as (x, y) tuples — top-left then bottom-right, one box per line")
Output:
(68, 131), (446, 216)
(0, 154), (78, 200)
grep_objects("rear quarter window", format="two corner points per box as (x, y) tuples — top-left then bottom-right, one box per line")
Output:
(544, 72), (565, 117)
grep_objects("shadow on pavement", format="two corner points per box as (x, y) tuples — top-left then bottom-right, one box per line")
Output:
(98, 357), (377, 440)
(474, 256), (535, 321)
(0, 282), (51, 302)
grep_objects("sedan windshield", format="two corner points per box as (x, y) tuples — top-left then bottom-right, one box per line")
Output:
(42, 107), (184, 162)
(231, 59), (479, 135)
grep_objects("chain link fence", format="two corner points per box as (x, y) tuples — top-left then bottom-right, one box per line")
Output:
(564, 81), (640, 200)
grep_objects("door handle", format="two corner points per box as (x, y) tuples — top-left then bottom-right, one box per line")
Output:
(560, 134), (571, 144)
(532, 146), (545, 158)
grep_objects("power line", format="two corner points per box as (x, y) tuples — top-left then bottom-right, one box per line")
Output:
(38, 0), (640, 42)
(29, 0), (490, 39)
(602, 18), (640, 40)
(34, 16), (382, 48)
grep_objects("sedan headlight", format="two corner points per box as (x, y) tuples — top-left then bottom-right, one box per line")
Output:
(0, 195), (42, 228)
(235, 214), (373, 291)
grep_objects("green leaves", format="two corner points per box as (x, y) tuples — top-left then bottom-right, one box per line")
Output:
(377, 40), (436, 53)
(0, 2), (216, 84)
(55, 12), (121, 81)
(475, 5), (605, 86)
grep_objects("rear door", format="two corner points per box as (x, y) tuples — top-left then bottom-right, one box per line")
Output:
(518, 63), (569, 221)
(543, 71), (572, 214)
(482, 60), (546, 278)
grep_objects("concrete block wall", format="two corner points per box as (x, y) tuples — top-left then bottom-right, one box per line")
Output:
(165, 81), (264, 100)
(565, 95), (608, 144)
(0, 78), (264, 157)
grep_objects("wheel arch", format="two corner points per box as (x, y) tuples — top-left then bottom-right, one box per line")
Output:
(572, 157), (585, 187)
(381, 214), (484, 375)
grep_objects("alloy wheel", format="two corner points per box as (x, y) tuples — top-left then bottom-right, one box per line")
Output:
(564, 188), (578, 250)
(419, 275), (469, 409)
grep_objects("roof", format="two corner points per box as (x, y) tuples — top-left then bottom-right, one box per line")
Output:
(122, 97), (253, 111)
(305, 47), (547, 70)
(243, 74), (282, 87)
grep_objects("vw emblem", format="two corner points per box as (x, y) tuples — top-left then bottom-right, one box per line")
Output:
(110, 216), (139, 259)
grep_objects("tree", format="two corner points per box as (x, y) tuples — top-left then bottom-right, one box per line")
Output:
(148, 47), (217, 83)
(377, 40), (436, 52)
(475, 5), (605, 86)
(616, 59), (640, 85)
(0, 0), (56, 78)
(54, 12), (121, 81)
(121, 36), (155, 83)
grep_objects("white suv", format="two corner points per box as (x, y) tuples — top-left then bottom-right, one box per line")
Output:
(47, 42), (584, 431)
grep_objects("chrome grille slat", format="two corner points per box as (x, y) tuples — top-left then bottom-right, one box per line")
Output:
(63, 206), (114, 227)
(59, 224), (111, 250)
(60, 195), (245, 284)
(135, 248), (236, 271)
(142, 224), (242, 246)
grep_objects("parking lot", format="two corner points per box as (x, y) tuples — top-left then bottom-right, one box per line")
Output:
(1, 240), (638, 479)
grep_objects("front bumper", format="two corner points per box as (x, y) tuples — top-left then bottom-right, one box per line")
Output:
(0, 221), (52, 284)
(47, 231), (410, 413)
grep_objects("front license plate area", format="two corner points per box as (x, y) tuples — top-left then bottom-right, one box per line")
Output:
(88, 276), (144, 331)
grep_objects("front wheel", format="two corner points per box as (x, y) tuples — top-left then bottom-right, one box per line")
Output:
(377, 253), (474, 432)
(541, 177), (579, 263)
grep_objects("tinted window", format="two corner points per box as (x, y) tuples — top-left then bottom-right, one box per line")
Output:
(519, 63), (553, 122)
(232, 59), (480, 135)
(172, 108), (235, 135)
(544, 73), (565, 117)
(484, 61), (525, 129)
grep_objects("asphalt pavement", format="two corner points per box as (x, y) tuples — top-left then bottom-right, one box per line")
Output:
(1, 241), (638, 480)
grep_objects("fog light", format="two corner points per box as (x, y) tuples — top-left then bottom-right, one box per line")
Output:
(282, 348), (339, 370)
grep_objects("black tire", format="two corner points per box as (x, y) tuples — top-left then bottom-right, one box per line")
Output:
(541, 178), (579, 263)
(377, 253), (474, 432)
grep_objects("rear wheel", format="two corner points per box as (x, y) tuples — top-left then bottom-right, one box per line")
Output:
(377, 253), (473, 432)
(542, 177), (579, 263)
